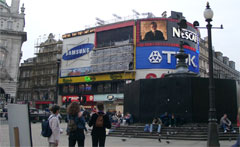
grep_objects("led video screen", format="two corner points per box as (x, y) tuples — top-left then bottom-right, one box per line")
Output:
(96, 26), (133, 48)
(140, 20), (167, 42)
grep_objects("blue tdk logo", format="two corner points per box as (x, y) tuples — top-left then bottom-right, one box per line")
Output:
(62, 43), (94, 60)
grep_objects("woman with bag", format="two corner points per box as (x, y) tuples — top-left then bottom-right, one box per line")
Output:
(67, 102), (87, 147)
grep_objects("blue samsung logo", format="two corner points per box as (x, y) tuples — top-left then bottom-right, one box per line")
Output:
(62, 43), (94, 60)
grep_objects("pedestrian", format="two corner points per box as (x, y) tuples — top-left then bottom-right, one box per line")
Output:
(220, 113), (236, 133)
(48, 105), (61, 147)
(67, 102), (87, 147)
(169, 113), (177, 127)
(232, 107), (240, 147)
(150, 117), (162, 134)
(89, 103), (111, 147)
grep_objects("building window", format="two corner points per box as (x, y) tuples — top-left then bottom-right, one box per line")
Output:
(0, 50), (6, 68)
(79, 84), (85, 92)
(104, 83), (111, 92)
(97, 84), (104, 92)
(0, 21), (3, 28)
(85, 84), (92, 92)
(63, 85), (68, 93)
(7, 21), (13, 30)
(69, 85), (75, 93)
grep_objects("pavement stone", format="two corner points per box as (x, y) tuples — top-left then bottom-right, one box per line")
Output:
(0, 118), (237, 147)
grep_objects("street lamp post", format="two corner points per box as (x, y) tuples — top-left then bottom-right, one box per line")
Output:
(55, 58), (61, 104)
(204, 2), (220, 147)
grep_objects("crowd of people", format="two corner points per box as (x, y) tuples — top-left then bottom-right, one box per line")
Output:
(46, 102), (112, 147)
(45, 102), (134, 147)
(45, 103), (240, 147)
(144, 112), (179, 134)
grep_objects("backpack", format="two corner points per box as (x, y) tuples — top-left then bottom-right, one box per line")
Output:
(67, 116), (78, 133)
(41, 116), (54, 137)
(95, 113), (104, 127)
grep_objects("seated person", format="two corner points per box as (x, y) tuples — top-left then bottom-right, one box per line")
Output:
(160, 112), (170, 126)
(220, 114), (236, 133)
(169, 113), (177, 127)
(124, 112), (133, 125)
(150, 117), (162, 133)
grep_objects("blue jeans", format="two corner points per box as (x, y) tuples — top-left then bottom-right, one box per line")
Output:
(222, 123), (234, 132)
(150, 124), (161, 133)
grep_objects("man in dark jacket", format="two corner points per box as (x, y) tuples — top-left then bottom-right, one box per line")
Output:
(144, 21), (165, 41)
(89, 103), (111, 147)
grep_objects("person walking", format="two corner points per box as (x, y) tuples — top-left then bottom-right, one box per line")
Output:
(48, 105), (61, 147)
(67, 102), (87, 147)
(89, 103), (111, 147)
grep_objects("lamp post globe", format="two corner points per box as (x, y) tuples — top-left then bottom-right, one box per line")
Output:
(204, 2), (220, 147)
(204, 2), (214, 21)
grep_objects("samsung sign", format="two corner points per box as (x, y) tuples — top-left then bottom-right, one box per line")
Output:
(62, 43), (94, 60)
(136, 46), (199, 73)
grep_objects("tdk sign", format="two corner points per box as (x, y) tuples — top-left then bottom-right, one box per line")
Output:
(136, 46), (199, 73)
(63, 43), (94, 60)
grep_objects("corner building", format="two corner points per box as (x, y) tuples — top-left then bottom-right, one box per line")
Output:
(0, 0), (26, 102)
(59, 12), (239, 112)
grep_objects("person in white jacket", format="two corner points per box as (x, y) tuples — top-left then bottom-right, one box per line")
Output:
(48, 105), (61, 147)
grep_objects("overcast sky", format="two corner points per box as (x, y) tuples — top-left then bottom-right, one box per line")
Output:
(6, 0), (240, 71)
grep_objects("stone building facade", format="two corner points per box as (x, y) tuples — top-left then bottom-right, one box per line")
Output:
(0, 0), (27, 102)
(17, 34), (62, 108)
(199, 37), (240, 81)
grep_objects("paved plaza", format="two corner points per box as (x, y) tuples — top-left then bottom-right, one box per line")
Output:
(0, 118), (237, 147)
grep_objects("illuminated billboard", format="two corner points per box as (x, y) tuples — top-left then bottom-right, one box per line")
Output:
(140, 20), (167, 41)
(96, 26), (133, 48)
(136, 46), (199, 73)
(61, 33), (95, 77)
(136, 18), (199, 73)
(137, 18), (199, 50)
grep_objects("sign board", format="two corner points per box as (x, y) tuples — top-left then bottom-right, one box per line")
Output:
(61, 33), (95, 77)
(136, 46), (199, 73)
(8, 104), (32, 147)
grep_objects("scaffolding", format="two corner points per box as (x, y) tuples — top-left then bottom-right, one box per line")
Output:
(91, 40), (133, 73)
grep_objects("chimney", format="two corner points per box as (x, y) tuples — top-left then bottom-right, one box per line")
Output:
(215, 51), (223, 62)
(223, 56), (229, 66)
(229, 61), (235, 69)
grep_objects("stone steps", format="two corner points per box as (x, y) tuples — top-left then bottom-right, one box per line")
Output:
(108, 124), (239, 141)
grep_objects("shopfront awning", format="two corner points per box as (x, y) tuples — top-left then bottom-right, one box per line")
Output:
(94, 93), (124, 101)
(35, 101), (53, 105)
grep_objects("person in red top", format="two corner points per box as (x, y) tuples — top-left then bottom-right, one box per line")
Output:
(232, 108), (240, 147)
(237, 108), (240, 131)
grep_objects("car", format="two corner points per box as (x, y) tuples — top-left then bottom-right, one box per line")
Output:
(29, 108), (50, 123)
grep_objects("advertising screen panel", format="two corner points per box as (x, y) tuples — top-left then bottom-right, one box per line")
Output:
(61, 33), (95, 77)
(96, 26), (133, 48)
(140, 20), (167, 42)
(137, 18), (199, 50)
(136, 18), (199, 73)
(136, 46), (199, 73)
